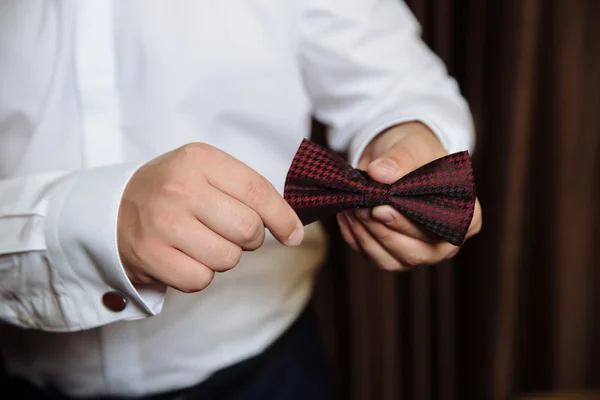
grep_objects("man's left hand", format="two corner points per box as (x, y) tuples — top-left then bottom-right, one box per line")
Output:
(337, 122), (482, 271)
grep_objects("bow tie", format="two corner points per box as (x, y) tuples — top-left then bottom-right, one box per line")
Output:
(283, 139), (476, 246)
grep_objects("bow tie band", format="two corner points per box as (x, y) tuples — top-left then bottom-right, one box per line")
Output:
(283, 139), (476, 246)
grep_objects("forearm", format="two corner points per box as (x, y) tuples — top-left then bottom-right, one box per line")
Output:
(357, 121), (449, 169)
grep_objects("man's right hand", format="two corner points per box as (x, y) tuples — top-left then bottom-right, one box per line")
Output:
(116, 143), (304, 293)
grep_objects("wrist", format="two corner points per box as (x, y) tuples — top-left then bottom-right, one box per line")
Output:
(360, 122), (446, 168)
(377, 121), (442, 147)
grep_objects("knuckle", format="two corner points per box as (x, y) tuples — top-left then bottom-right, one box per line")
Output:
(402, 252), (427, 268)
(178, 286), (196, 294)
(161, 180), (190, 198)
(239, 214), (264, 244)
(197, 269), (216, 288)
(393, 217), (415, 236)
(245, 182), (267, 205)
(178, 269), (215, 293)
(372, 227), (392, 242)
(245, 176), (273, 205)
(177, 284), (198, 294)
(150, 210), (180, 233)
(378, 259), (402, 272)
(179, 142), (210, 157)
(223, 245), (242, 269)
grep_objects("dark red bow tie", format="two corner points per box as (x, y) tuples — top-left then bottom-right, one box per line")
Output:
(283, 139), (476, 246)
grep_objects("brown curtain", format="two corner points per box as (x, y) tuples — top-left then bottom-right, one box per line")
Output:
(312, 0), (600, 399)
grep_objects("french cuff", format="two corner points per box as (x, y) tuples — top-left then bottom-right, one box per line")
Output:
(347, 112), (474, 168)
(44, 164), (166, 330)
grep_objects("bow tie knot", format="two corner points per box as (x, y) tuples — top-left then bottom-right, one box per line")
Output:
(283, 139), (476, 246)
(345, 169), (393, 207)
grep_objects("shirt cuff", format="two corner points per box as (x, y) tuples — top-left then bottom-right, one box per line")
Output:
(348, 112), (475, 168)
(44, 164), (166, 330)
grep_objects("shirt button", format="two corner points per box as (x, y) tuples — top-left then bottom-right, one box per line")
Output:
(102, 291), (127, 312)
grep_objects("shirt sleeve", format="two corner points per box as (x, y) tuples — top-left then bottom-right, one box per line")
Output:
(299, 0), (475, 167)
(0, 165), (166, 332)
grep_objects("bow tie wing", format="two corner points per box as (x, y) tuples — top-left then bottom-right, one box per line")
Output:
(284, 139), (367, 225)
(388, 151), (476, 246)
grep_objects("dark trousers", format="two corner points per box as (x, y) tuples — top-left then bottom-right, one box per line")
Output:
(4, 304), (334, 400)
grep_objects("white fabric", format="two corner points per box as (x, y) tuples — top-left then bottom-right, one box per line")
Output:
(0, 0), (474, 397)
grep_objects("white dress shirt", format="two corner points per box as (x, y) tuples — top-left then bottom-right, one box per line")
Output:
(0, 0), (474, 397)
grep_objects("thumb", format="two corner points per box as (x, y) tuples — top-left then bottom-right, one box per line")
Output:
(366, 144), (416, 185)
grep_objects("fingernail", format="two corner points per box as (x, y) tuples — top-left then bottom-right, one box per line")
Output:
(357, 208), (371, 222)
(374, 212), (395, 224)
(286, 228), (304, 247)
(371, 159), (398, 173)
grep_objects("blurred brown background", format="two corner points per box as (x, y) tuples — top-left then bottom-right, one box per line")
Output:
(312, 0), (600, 399)
(1, 0), (598, 399)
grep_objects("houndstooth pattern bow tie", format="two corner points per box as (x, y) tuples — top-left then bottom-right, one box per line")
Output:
(283, 139), (476, 246)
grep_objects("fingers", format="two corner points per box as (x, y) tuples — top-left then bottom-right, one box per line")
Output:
(163, 215), (243, 273)
(194, 186), (265, 250)
(343, 207), (460, 271)
(343, 124), (481, 272)
(337, 212), (360, 252)
(366, 206), (439, 243)
(345, 211), (406, 271)
(119, 142), (306, 294)
(354, 210), (459, 266)
(203, 147), (303, 247)
(140, 244), (215, 293)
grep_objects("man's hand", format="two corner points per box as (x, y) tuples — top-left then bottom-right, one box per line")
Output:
(117, 143), (304, 293)
(337, 122), (482, 271)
